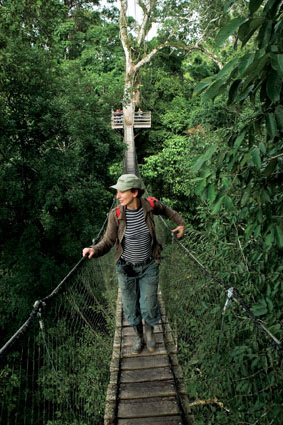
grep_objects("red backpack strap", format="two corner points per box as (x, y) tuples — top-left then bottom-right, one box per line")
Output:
(117, 198), (158, 216)
(147, 196), (159, 208)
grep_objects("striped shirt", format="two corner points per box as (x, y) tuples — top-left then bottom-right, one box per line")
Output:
(121, 207), (152, 263)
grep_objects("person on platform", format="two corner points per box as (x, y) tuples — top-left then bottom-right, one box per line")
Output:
(82, 174), (185, 354)
(114, 108), (122, 123)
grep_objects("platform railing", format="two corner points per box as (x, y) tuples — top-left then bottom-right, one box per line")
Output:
(111, 111), (151, 129)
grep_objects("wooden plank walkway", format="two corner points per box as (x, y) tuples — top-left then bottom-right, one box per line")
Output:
(104, 290), (194, 425)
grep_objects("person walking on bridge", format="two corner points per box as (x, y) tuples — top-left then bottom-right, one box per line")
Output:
(82, 174), (185, 354)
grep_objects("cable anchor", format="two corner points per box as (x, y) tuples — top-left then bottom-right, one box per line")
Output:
(222, 287), (234, 315)
(34, 300), (46, 330)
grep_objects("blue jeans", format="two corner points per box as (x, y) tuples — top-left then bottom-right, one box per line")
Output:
(116, 259), (161, 326)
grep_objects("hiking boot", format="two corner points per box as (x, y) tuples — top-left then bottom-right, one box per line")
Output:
(132, 323), (143, 355)
(132, 335), (143, 354)
(145, 322), (156, 352)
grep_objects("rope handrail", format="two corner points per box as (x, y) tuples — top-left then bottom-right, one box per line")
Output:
(2, 184), (281, 359)
(0, 197), (116, 359)
(158, 215), (283, 357)
(1, 167), (282, 424)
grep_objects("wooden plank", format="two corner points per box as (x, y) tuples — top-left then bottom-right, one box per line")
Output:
(105, 288), (193, 425)
(122, 324), (163, 336)
(118, 396), (180, 418)
(118, 416), (183, 425)
(122, 314), (162, 324)
(121, 354), (170, 370)
(119, 380), (176, 399)
(122, 344), (167, 358)
(120, 367), (173, 383)
(123, 333), (164, 347)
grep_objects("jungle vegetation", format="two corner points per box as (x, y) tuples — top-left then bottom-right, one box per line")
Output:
(1, 0), (282, 424)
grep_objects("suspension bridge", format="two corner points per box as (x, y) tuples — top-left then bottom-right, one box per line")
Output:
(104, 287), (192, 425)
(1, 197), (282, 424)
(1, 118), (283, 425)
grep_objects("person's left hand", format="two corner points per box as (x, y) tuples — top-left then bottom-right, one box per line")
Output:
(172, 225), (185, 239)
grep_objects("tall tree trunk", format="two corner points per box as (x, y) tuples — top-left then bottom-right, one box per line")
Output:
(118, 0), (222, 174)
(123, 74), (136, 174)
(119, 0), (137, 174)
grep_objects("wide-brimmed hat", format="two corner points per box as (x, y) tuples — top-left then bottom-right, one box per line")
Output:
(110, 174), (143, 191)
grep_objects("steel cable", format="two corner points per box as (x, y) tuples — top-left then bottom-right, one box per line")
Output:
(0, 197), (116, 359)
(158, 214), (283, 356)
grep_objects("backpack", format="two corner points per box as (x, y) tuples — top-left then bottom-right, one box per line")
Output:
(116, 196), (158, 218)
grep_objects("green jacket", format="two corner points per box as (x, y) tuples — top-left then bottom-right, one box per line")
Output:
(91, 198), (185, 264)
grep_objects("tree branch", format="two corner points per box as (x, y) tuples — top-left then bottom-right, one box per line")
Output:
(134, 41), (223, 72)
(196, 44), (223, 69)
(119, 0), (131, 65)
(189, 397), (230, 413)
(134, 41), (171, 72)
(137, 0), (156, 46)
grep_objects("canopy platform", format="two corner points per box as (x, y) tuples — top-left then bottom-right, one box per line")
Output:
(104, 289), (193, 425)
(111, 111), (151, 129)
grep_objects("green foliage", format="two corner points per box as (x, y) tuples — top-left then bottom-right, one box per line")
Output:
(141, 134), (209, 218)
(174, 7), (283, 423)
(1, 252), (117, 425)
(159, 228), (283, 425)
(38, 325), (112, 424)
(215, 17), (246, 47)
(1, 0), (283, 424)
(161, 96), (191, 132)
(191, 0), (283, 254)
(183, 53), (220, 82)
(0, 0), (124, 338)
(140, 3), (283, 422)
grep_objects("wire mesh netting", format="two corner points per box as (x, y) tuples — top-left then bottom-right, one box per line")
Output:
(0, 248), (118, 425)
(1, 199), (282, 425)
(157, 217), (283, 425)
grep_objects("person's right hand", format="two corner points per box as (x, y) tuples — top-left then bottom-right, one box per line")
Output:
(82, 247), (95, 259)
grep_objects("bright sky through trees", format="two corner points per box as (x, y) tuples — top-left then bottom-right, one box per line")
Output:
(100, 0), (159, 38)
